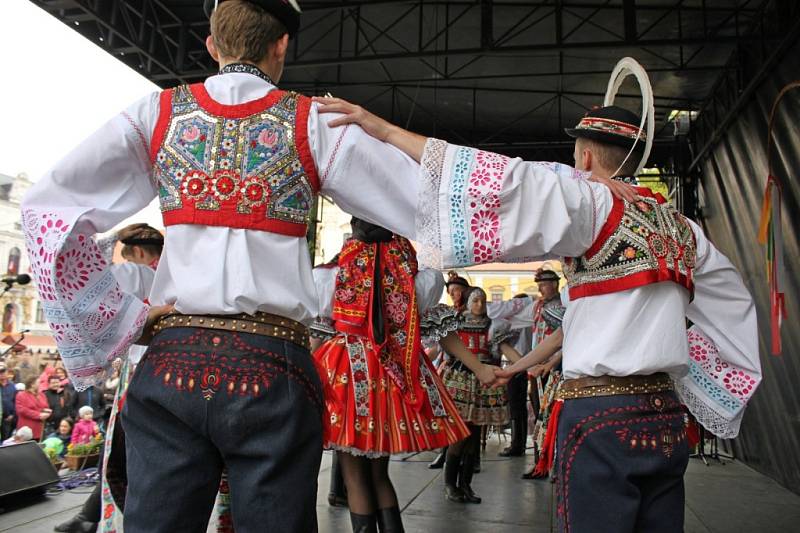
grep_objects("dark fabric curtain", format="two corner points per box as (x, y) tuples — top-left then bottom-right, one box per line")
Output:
(697, 41), (800, 494)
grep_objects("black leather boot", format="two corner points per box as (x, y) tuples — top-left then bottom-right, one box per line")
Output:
(53, 514), (98, 533)
(376, 506), (404, 533)
(428, 447), (447, 469)
(459, 453), (482, 504)
(350, 512), (378, 533)
(443, 454), (465, 502)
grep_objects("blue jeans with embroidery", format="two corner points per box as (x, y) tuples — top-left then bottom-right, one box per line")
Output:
(121, 327), (324, 533)
(555, 391), (689, 533)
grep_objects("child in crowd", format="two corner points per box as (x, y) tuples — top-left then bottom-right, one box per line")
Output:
(71, 407), (99, 445)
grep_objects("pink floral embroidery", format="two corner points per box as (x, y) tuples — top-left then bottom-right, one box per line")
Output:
(181, 125), (201, 142)
(26, 212), (71, 302)
(465, 150), (509, 264)
(470, 210), (500, 243)
(257, 128), (278, 148)
(55, 235), (107, 300)
(723, 370), (757, 399)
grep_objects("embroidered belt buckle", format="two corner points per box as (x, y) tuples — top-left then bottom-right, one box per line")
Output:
(557, 372), (673, 400)
(153, 311), (310, 350)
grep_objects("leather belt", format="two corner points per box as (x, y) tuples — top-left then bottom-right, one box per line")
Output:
(153, 312), (310, 350)
(557, 372), (673, 400)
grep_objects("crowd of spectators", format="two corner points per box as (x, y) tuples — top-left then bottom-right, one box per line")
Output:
(0, 351), (116, 450)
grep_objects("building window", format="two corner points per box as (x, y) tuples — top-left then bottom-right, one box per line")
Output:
(36, 302), (45, 324)
(489, 285), (504, 303)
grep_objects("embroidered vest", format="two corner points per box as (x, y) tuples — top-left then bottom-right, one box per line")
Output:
(457, 320), (495, 363)
(563, 189), (697, 300)
(150, 83), (319, 236)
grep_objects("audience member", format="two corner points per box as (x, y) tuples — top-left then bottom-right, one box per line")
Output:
(15, 375), (51, 440)
(0, 363), (18, 440)
(71, 406), (100, 445)
(1, 425), (33, 446)
(44, 375), (74, 435)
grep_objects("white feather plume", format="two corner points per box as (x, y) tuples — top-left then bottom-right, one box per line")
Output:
(603, 57), (655, 177)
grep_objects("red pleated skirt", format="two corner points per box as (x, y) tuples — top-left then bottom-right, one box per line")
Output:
(313, 334), (471, 457)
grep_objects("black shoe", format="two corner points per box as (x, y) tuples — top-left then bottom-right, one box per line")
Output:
(376, 506), (404, 533)
(473, 462), (481, 473)
(53, 515), (98, 533)
(498, 446), (524, 457)
(328, 493), (349, 507)
(428, 451), (446, 469)
(350, 512), (378, 533)
(459, 453), (481, 504)
(444, 484), (466, 503)
(459, 484), (482, 504)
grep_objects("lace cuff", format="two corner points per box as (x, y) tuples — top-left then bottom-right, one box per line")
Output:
(674, 326), (759, 438)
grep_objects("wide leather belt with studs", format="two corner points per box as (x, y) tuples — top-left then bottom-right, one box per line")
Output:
(153, 312), (310, 350)
(557, 372), (673, 400)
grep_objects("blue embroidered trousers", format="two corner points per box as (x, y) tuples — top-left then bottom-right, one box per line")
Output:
(121, 327), (324, 532)
(555, 391), (689, 533)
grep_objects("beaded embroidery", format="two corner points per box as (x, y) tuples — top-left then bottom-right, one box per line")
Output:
(151, 84), (318, 236)
(563, 192), (697, 300)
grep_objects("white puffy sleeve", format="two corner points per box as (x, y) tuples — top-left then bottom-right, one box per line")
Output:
(309, 106), (421, 239)
(414, 268), (445, 313)
(675, 219), (761, 438)
(111, 262), (155, 302)
(487, 296), (535, 329)
(21, 93), (160, 390)
(414, 138), (612, 269)
(310, 266), (339, 339)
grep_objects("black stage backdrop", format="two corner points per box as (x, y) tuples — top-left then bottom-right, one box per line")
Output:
(697, 40), (800, 494)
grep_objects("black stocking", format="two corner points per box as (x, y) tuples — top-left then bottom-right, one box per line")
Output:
(369, 456), (399, 510)
(339, 451), (386, 515)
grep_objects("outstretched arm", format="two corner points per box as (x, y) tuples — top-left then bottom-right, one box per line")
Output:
(495, 328), (564, 383)
(439, 332), (497, 386)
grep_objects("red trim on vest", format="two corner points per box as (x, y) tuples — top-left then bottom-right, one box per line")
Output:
(150, 89), (174, 163)
(568, 270), (692, 300)
(585, 196), (624, 259)
(162, 209), (307, 236)
(294, 96), (320, 193)
(189, 83), (284, 119)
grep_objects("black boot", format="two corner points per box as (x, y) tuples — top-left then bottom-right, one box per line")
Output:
(53, 514), (98, 533)
(350, 512), (378, 533)
(376, 506), (404, 533)
(443, 454), (465, 502)
(428, 447), (447, 469)
(328, 454), (348, 507)
(499, 417), (526, 457)
(459, 453), (482, 504)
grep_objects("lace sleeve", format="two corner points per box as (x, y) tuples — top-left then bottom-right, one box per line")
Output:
(420, 304), (461, 343)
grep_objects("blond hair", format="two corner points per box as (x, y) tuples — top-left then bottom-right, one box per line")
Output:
(210, 1), (288, 63)
(576, 137), (639, 177)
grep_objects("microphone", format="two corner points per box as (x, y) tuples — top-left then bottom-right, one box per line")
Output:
(1, 274), (31, 286)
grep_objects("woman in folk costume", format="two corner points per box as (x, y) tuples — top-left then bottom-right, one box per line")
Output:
(313, 218), (485, 532)
(438, 287), (518, 504)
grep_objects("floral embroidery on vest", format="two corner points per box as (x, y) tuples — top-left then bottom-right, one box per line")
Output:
(151, 84), (318, 236)
(563, 192), (697, 300)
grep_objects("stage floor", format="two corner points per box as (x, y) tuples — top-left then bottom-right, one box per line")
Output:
(1, 439), (799, 532)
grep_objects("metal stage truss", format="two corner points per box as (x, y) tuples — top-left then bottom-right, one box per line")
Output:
(28, 1), (797, 178)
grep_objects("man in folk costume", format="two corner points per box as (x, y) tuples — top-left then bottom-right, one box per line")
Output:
(487, 268), (566, 462)
(312, 58), (761, 532)
(21, 1), (438, 530)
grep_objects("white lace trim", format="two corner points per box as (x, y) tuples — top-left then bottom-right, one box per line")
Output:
(326, 443), (392, 459)
(416, 138), (448, 269)
(675, 378), (743, 439)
